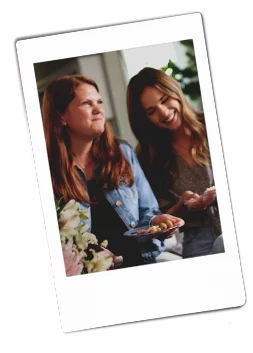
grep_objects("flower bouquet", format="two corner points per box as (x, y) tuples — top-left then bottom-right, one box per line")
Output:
(56, 199), (123, 276)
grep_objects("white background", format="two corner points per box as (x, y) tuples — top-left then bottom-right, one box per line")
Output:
(1, 1), (252, 352)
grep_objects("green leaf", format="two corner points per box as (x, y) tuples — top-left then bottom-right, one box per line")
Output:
(160, 64), (168, 72)
(55, 197), (64, 212)
(181, 68), (197, 78)
(162, 60), (182, 76)
(79, 214), (88, 221)
(183, 81), (201, 99)
(180, 39), (194, 48)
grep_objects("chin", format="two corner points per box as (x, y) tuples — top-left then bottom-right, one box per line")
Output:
(168, 119), (182, 131)
(94, 127), (105, 137)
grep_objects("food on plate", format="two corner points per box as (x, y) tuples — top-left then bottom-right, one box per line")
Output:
(147, 226), (159, 233)
(165, 219), (174, 228)
(136, 219), (176, 235)
(160, 222), (168, 230)
(135, 229), (148, 235)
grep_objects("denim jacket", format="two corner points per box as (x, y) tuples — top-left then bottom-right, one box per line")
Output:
(78, 140), (165, 263)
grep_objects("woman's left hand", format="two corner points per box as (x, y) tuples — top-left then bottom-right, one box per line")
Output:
(151, 214), (180, 238)
(185, 192), (216, 211)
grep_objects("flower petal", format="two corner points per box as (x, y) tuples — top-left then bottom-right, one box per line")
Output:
(59, 211), (80, 230)
(62, 199), (79, 212)
(79, 209), (89, 221)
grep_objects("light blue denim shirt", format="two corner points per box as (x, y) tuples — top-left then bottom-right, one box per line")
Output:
(78, 140), (165, 263)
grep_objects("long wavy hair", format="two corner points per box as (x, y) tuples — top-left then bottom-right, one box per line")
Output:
(127, 67), (210, 196)
(42, 74), (134, 204)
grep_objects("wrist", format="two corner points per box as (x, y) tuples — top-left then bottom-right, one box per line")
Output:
(178, 202), (190, 214)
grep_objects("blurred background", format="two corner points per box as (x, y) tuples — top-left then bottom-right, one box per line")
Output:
(34, 39), (202, 150)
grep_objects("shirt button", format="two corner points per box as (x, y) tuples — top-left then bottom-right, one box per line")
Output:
(116, 200), (122, 207)
(130, 222), (136, 228)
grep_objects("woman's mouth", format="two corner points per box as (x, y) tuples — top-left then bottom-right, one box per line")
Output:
(92, 116), (104, 122)
(162, 111), (176, 124)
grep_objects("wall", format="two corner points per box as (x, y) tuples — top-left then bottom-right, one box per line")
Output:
(102, 51), (137, 148)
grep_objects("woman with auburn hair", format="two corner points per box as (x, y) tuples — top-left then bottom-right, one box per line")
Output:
(127, 67), (224, 258)
(42, 74), (179, 268)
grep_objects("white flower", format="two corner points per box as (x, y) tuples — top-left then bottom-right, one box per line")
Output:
(101, 240), (108, 248)
(85, 250), (113, 273)
(56, 199), (116, 275)
(62, 239), (83, 276)
(79, 208), (89, 222)
(82, 232), (98, 244)
(59, 213), (80, 239)
(58, 200), (81, 239)
(76, 223), (89, 234)
(62, 199), (79, 212)
(75, 232), (98, 250)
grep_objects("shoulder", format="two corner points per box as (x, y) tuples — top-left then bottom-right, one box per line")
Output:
(118, 139), (134, 150)
(117, 139), (136, 164)
(118, 139), (135, 158)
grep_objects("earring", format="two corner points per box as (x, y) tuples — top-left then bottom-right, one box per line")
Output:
(63, 122), (67, 126)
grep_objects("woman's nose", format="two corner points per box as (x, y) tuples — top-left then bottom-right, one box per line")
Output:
(157, 104), (167, 116)
(92, 103), (101, 114)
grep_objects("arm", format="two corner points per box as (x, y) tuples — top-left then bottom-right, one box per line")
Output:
(128, 143), (161, 226)
(119, 142), (165, 260)
(120, 142), (179, 261)
(165, 199), (187, 216)
(158, 192), (187, 216)
(164, 191), (208, 215)
(124, 143), (180, 227)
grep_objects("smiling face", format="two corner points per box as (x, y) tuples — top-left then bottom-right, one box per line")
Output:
(140, 86), (183, 131)
(61, 83), (105, 141)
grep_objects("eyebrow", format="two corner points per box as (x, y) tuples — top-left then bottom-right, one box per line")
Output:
(78, 96), (103, 103)
(145, 94), (166, 111)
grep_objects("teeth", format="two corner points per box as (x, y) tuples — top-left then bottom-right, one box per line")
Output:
(163, 111), (175, 123)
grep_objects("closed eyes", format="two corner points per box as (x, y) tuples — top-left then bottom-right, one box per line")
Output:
(81, 99), (104, 106)
(146, 96), (170, 116)
(147, 108), (155, 116)
(161, 96), (169, 104)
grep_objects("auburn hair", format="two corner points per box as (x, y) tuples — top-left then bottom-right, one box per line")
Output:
(127, 67), (210, 196)
(42, 74), (134, 204)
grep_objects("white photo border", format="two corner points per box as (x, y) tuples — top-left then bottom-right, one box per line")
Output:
(16, 13), (245, 333)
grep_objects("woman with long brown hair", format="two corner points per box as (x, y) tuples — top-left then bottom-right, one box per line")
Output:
(42, 74), (179, 268)
(127, 67), (224, 258)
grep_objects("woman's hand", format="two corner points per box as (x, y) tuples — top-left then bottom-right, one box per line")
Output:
(151, 214), (180, 238)
(180, 190), (199, 204)
(184, 190), (216, 211)
(165, 191), (198, 216)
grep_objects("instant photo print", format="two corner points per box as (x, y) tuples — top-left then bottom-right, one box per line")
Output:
(16, 13), (245, 332)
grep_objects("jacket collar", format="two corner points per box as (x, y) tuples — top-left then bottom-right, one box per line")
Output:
(75, 164), (101, 182)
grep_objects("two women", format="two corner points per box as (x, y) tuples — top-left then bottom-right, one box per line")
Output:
(127, 67), (223, 258)
(42, 75), (178, 268)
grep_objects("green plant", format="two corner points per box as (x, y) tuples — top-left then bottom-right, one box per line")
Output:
(161, 40), (201, 103)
